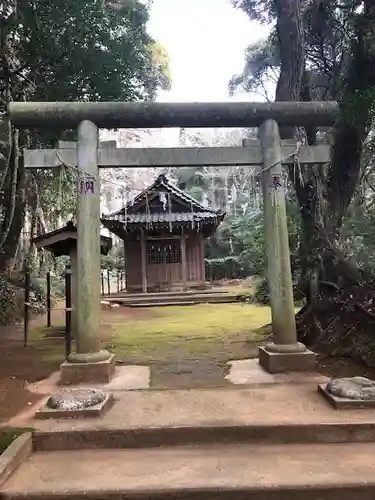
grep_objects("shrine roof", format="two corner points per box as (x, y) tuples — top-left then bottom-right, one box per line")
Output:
(105, 174), (223, 217)
(101, 174), (225, 236)
(121, 212), (220, 224)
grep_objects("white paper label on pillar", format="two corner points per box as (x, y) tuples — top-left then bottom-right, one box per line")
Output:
(79, 177), (97, 195)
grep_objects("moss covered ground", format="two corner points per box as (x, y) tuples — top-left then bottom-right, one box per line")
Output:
(30, 303), (272, 362)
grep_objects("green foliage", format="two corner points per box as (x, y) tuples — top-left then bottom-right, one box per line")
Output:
(20, 0), (170, 107)
(101, 242), (125, 271)
(0, 428), (34, 455)
(0, 274), (47, 325)
(206, 199), (301, 279)
(0, 276), (24, 325)
(230, 1), (355, 101)
(230, 0), (275, 24)
(229, 31), (279, 96)
(343, 210), (375, 271)
(205, 256), (245, 281)
(7, 0), (172, 243)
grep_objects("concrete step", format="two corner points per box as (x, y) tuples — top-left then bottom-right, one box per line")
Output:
(3, 443), (375, 499)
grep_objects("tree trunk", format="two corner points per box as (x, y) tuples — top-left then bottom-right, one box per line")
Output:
(0, 1), (29, 276)
(0, 124), (26, 274)
(273, 0), (375, 357)
(274, 0), (304, 103)
(275, 0), (375, 285)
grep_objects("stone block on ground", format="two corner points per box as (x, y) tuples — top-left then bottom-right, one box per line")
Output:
(35, 388), (114, 419)
(27, 364), (150, 395)
(225, 358), (326, 385)
(318, 376), (375, 409)
(60, 353), (116, 385)
(258, 346), (316, 373)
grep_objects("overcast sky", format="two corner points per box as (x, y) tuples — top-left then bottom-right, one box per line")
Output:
(147, 0), (271, 102)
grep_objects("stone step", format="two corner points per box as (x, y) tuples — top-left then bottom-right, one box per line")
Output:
(129, 300), (200, 307)
(106, 289), (228, 298)
(32, 421), (375, 452)
(3, 443), (375, 500)
(111, 294), (239, 306)
(29, 385), (375, 452)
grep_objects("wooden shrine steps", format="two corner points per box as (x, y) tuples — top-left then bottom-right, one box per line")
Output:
(103, 291), (239, 307)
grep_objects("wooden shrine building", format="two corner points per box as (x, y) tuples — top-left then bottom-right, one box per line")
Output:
(101, 174), (225, 292)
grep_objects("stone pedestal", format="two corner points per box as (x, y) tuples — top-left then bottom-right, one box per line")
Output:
(258, 346), (316, 374)
(60, 354), (116, 385)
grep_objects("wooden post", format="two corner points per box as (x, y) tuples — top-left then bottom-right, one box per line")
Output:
(181, 233), (187, 291)
(107, 269), (111, 295)
(140, 230), (147, 293)
(101, 271), (105, 295)
(123, 239), (127, 292)
(24, 267), (30, 347)
(46, 272), (51, 328)
(257, 119), (315, 372)
(67, 120), (109, 363)
(200, 237), (206, 283)
(70, 247), (78, 338)
(65, 266), (72, 358)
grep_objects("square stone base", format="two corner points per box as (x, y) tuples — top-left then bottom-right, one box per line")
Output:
(317, 384), (375, 410)
(35, 393), (114, 419)
(258, 346), (316, 374)
(60, 354), (116, 385)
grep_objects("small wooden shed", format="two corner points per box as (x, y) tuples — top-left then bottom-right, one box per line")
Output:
(33, 221), (113, 334)
(101, 174), (225, 292)
(32, 221), (113, 257)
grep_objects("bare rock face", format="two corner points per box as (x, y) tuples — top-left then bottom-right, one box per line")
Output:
(327, 377), (375, 400)
(46, 388), (106, 411)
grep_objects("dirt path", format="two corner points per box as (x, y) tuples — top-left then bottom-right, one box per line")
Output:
(0, 320), (61, 425)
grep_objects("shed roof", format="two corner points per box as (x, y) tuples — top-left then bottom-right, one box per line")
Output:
(33, 221), (112, 257)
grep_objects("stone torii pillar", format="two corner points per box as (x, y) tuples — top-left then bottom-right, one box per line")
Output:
(60, 121), (115, 384)
(257, 120), (316, 373)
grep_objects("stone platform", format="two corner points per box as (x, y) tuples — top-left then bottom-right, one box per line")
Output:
(4, 383), (375, 500)
(7, 382), (375, 450)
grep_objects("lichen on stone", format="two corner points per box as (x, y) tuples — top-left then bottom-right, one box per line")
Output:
(327, 376), (375, 400)
(46, 388), (106, 411)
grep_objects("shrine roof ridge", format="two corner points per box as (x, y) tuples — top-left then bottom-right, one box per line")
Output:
(103, 173), (224, 220)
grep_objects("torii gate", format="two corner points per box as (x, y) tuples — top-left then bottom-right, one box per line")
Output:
(10, 101), (337, 383)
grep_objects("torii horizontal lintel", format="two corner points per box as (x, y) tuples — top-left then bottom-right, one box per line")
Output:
(24, 143), (331, 169)
(9, 101), (338, 129)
